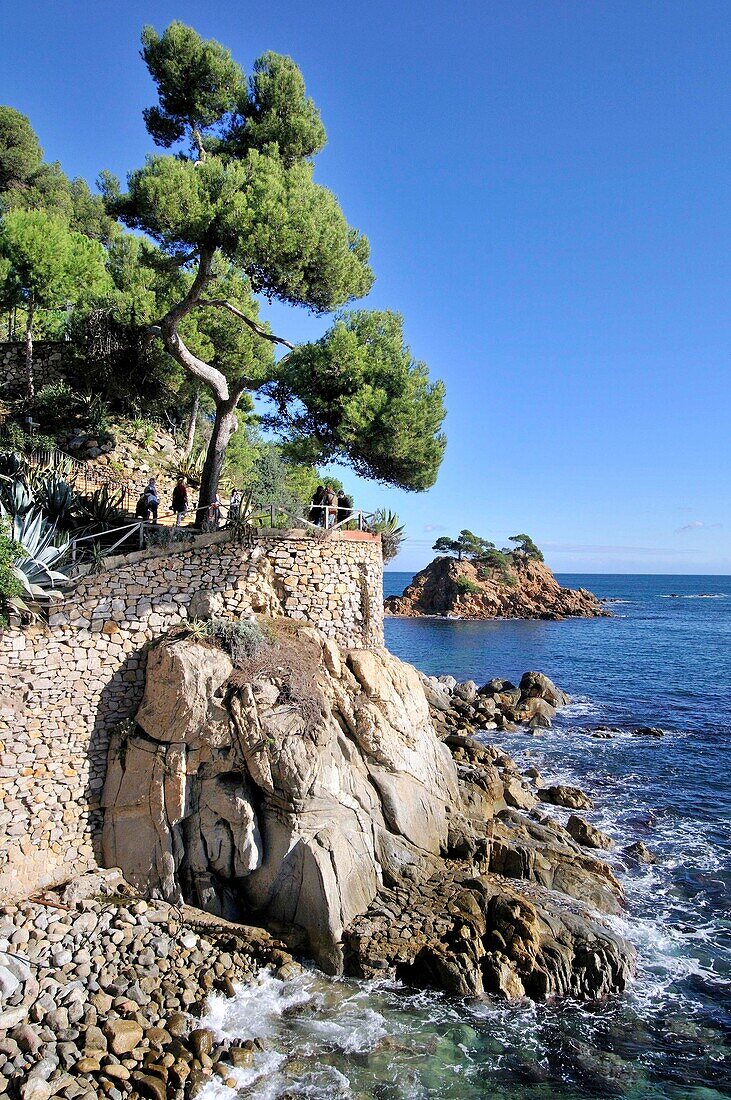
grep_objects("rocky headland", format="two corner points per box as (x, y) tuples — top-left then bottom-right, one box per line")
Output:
(100, 618), (633, 996)
(385, 555), (608, 619)
(0, 617), (639, 1098)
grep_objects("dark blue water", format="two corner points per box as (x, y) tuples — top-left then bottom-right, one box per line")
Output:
(381, 572), (731, 1098)
(204, 575), (731, 1100)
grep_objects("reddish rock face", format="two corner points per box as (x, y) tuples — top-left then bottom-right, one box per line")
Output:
(385, 556), (608, 620)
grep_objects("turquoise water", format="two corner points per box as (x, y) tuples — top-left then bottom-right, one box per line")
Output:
(201, 574), (731, 1100)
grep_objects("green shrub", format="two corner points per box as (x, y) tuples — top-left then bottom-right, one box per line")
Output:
(0, 518), (24, 625)
(456, 576), (480, 595)
(144, 525), (195, 549)
(478, 548), (516, 586)
(0, 423), (29, 453)
(32, 382), (79, 428)
(190, 616), (265, 666)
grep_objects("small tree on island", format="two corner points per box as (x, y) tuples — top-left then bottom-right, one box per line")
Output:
(433, 530), (490, 561)
(107, 22), (446, 519)
(507, 533), (544, 562)
(433, 528), (544, 581)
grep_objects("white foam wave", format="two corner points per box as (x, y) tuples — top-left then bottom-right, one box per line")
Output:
(201, 970), (313, 1041)
(194, 1049), (287, 1100)
(658, 593), (729, 599)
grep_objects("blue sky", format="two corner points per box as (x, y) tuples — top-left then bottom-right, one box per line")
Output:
(3, 1), (730, 573)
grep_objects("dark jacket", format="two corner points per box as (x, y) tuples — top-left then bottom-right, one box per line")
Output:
(172, 484), (188, 512)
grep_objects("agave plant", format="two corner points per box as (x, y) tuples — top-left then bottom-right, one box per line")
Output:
(35, 474), (77, 528)
(0, 451), (26, 480)
(0, 476), (34, 518)
(7, 508), (70, 602)
(169, 448), (206, 487)
(25, 450), (76, 485)
(367, 509), (405, 563)
(75, 486), (127, 531)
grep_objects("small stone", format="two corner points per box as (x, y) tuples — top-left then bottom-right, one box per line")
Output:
(84, 1025), (107, 1052)
(165, 1012), (187, 1038)
(101, 1063), (130, 1082)
(189, 1027), (214, 1059)
(75, 1056), (102, 1073)
(104, 1019), (144, 1056)
(131, 1072), (167, 1100)
(12, 1023), (42, 1053)
(231, 1048), (254, 1069)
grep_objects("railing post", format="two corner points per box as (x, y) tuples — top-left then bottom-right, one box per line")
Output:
(359, 511), (364, 531)
(270, 504), (275, 528)
(138, 522), (144, 550)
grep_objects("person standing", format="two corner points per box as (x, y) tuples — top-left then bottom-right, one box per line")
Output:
(171, 477), (188, 526)
(309, 485), (326, 527)
(323, 485), (338, 528)
(337, 489), (352, 524)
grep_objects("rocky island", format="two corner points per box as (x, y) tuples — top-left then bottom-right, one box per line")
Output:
(385, 531), (607, 620)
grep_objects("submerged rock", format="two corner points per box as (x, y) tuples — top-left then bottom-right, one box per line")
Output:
(624, 841), (658, 864)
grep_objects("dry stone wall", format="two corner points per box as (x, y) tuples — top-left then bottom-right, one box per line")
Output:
(0, 528), (383, 901)
(0, 341), (76, 394)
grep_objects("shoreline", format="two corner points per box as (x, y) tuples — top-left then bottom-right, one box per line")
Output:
(0, 871), (301, 1098)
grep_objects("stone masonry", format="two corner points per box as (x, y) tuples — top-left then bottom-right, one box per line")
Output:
(0, 341), (76, 394)
(0, 527), (383, 901)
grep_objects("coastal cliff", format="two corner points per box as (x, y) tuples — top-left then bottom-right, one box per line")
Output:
(102, 617), (633, 1003)
(385, 555), (607, 619)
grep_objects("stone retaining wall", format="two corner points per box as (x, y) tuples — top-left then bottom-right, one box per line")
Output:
(0, 341), (76, 394)
(0, 528), (383, 900)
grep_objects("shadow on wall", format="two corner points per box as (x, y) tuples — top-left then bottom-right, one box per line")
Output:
(87, 643), (150, 864)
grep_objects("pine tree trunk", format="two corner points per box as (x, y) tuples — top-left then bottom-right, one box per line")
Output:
(184, 385), (201, 457)
(196, 399), (237, 527)
(25, 298), (35, 400)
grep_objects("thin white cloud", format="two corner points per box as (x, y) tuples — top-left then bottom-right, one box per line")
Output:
(542, 542), (695, 556)
(423, 524), (447, 533)
(674, 521), (722, 534)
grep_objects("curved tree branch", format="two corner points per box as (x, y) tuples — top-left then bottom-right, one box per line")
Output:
(196, 298), (295, 349)
(156, 247), (231, 403)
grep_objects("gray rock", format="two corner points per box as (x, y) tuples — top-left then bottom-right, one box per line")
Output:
(624, 840), (657, 864)
(567, 815), (615, 851)
(454, 681), (479, 703)
(538, 785), (593, 811)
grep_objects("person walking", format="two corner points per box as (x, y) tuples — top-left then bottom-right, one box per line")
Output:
(229, 488), (241, 523)
(171, 477), (188, 526)
(143, 478), (159, 523)
(206, 492), (221, 530)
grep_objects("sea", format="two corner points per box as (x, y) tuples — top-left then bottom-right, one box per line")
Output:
(199, 574), (731, 1100)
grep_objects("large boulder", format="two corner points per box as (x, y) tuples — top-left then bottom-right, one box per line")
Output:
(136, 639), (232, 745)
(519, 671), (570, 708)
(103, 627), (461, 974)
